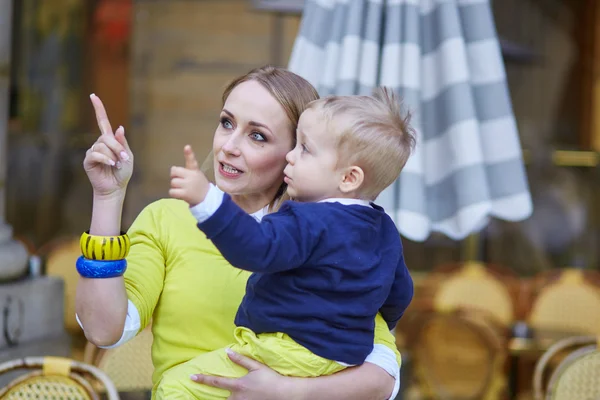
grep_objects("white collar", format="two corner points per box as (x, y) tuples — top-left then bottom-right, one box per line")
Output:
(253, 198), (371, 222)
(318, 198), (372, 207)
(251, 205), (269, 222)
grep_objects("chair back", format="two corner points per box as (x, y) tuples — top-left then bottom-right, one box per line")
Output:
(0, 356), (119, 400)
(532, 335), (597, 400)
(41, 236), (82, 335)
(547, 345), (600, 400)
(84, 324), (154, 392)
(407, 309), (508, 400)
(529, 270), (600, 334)
(430, 262), (517, 327)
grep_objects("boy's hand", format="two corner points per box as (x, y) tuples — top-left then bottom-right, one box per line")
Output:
(169, 145), (210, 207)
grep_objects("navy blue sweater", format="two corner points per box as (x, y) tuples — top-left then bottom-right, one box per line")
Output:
(198, 194), (413, 365)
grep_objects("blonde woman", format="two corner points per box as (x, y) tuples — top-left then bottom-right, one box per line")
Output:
(76, 66), (402, 400)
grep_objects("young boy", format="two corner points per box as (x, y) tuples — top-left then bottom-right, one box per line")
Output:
(158, 88), (416, 399)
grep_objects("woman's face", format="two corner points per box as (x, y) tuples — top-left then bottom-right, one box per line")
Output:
(213, 80), (293, 212)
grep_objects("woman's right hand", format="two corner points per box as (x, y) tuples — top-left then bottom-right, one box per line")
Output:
(84, 94), (134, 199)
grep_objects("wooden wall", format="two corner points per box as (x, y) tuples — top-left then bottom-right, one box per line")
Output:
(124, 0), (300, 225)
(6, 0), (89, 245)
(6, 0), (300, 244)
(590, 0), (600, 152)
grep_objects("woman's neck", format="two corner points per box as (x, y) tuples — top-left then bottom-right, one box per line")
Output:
(230, 193), (271, 214)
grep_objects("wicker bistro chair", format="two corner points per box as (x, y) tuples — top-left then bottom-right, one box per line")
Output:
(533, 336), (599, 400)
(426, 262), (518, 327)
(547, 347), (600, 400)
(84, 324), (154, 393)
(528, 270), (600, 334)
(0, 356), (119, 399)
(404, 309), (509, 400)
(510, 270), (600, 400)
(40, 237), (82, 336)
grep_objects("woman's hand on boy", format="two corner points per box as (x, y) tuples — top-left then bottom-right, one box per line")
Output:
(190, 349), (294, 400)
(169, 145), (210, 207)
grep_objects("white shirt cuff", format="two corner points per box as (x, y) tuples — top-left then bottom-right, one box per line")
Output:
(189, 183), (225, 223)
(365, 343), (401, 400)
(76, 299), (141, 349)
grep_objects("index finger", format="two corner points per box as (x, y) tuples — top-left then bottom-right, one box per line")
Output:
(190, 374), (241, 391)
(90, 94), (113, 136)
(184, 145), (199, 170)
(226, 349), (264, 372)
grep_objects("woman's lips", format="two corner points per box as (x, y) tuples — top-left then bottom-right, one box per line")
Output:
(218, 162), (243, 179)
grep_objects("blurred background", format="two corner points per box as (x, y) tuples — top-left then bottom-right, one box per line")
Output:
(0, 0), (599, 399)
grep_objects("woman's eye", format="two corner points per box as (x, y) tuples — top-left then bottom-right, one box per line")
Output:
(301, 144), (309, 153)
(250, 132), (266, 142)
(220, 118), (233, 129)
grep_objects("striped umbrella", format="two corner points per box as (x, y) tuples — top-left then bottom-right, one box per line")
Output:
(289, 0), (533, 241)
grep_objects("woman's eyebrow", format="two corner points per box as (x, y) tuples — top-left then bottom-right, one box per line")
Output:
(222, 108), (272, 134)
(222, 109), (235, 119)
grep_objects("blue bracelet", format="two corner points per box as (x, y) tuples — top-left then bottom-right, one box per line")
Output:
(76, 256), (127, 278)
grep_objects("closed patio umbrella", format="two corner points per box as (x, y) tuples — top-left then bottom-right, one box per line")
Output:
(289, 0), (533, 241)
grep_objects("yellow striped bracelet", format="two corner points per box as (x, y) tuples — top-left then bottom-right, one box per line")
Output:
(80, 231), (130, 261)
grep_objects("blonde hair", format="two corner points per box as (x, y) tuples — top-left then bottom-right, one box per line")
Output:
(308, 87), (416, 200)
(201, 65), (320, 210)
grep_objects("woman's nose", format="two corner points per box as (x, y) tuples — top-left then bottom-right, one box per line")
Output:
(222, 135), (241, 156)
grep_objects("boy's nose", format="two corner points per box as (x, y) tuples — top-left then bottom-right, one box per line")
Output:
(286, 149), (295, 164)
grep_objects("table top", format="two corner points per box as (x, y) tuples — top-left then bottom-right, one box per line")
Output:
(508, 327), (593, 356)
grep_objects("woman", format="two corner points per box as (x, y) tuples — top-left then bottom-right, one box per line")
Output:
(76, 66), (401, 400)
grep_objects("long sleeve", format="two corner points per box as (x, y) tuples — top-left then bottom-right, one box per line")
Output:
(379, 253), (413, 330)
(189, 184), (225, 223)
(123, 201), (168, 331)
(197, 194), (323, 273)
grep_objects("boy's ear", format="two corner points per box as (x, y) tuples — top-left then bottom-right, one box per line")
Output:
(339, 166), (364, 194)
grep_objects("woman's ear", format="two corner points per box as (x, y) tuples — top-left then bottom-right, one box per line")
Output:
(339, 166), (364, 194)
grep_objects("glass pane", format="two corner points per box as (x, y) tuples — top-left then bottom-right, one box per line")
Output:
(403, 234), (463, 273)
(493, 0), (584, 150)
(485, 166), (599, 275)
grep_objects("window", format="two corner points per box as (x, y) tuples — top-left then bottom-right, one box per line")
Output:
(250, 0), (304, 14)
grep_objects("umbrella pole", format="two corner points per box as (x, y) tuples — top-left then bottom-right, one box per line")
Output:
(462, 233), (483, 262)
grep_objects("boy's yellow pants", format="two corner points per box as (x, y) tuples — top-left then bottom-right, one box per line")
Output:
(154, 326), (346, 399)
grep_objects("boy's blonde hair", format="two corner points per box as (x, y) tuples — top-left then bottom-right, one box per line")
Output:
(308, 87), (416, 200)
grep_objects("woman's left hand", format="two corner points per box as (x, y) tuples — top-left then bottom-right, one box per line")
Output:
(190, 350), (295, 400)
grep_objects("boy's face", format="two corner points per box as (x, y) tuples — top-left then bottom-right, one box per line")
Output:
(283, 108), (344, 202)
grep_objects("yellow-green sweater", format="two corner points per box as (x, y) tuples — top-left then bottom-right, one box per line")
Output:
(124, 199), (401, 384)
